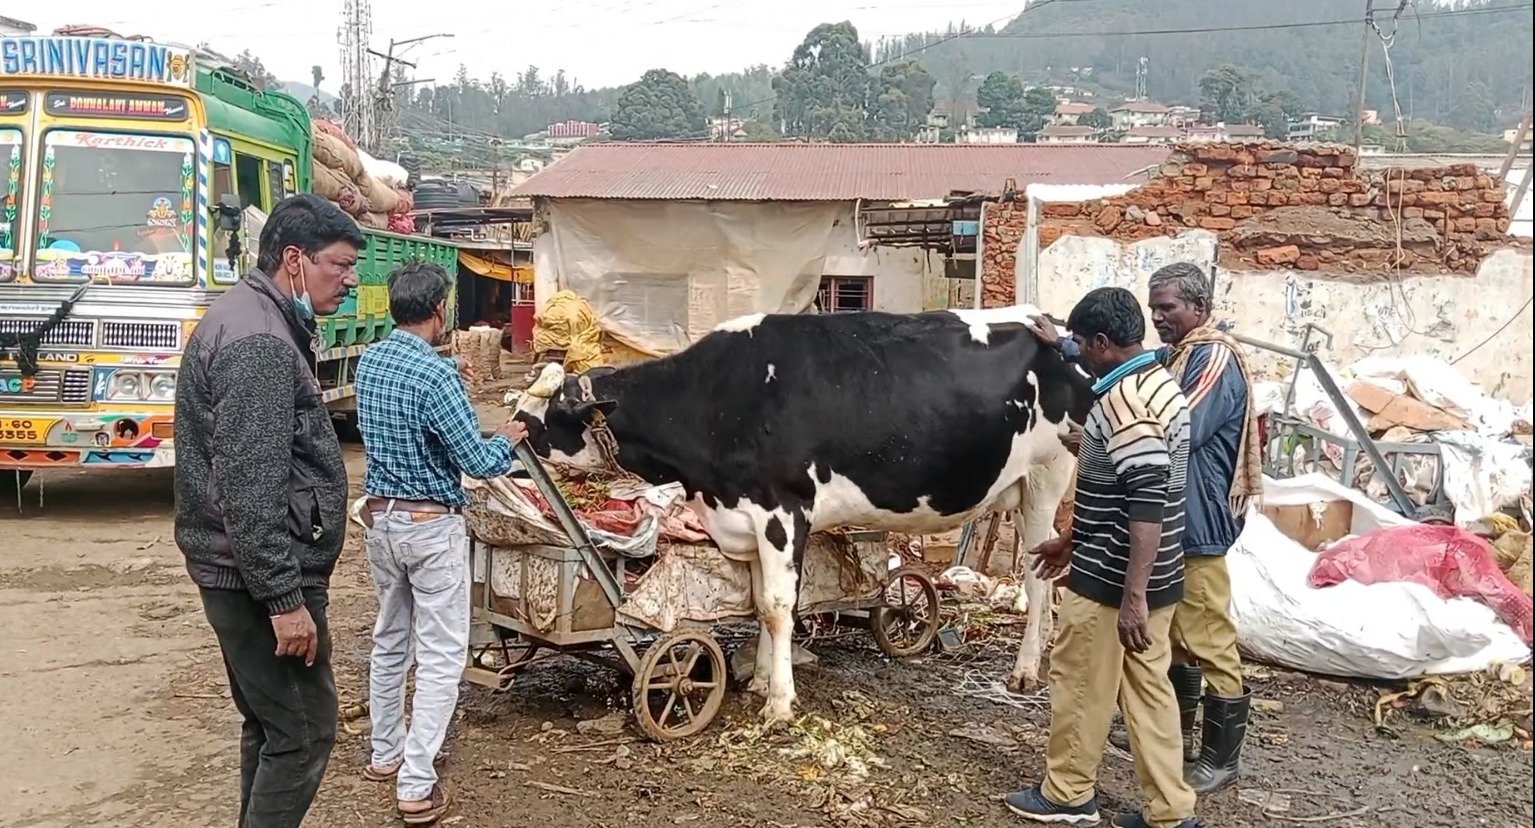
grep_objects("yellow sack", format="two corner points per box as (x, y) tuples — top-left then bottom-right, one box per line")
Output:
(533, 290), (604, 374)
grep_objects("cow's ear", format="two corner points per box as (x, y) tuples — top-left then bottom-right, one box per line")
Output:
(580, 399), (619, 423)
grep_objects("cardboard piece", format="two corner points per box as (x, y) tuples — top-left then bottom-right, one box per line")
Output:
(1347, 381), (1470, 434)
(1261, 500), (1356, 551)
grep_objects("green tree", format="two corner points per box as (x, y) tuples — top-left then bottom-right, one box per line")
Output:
(233, 49), (279, 90)
(609, 69), (708, 141)
(1362, 119), (1507, 153)
(975, 71), (1025, 129)
(1254, 89), (1304, 139)
(740, 119), (785, 142)
(1080, 107), (1112, 130)
(773, 22), (872, 140)
(1452, 80), (1498, 133)
(868, 61), (936, 141)
(1198, 64), (1256, 124)
(1018, 88), (1059, 140)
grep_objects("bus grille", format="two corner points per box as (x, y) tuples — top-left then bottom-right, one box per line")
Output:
(0, 369), (93, 405)
(0, 318), (95, 348)
(101, 321), (180, 350)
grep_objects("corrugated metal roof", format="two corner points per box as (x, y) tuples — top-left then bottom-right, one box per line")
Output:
(510, 142), (1170, 202)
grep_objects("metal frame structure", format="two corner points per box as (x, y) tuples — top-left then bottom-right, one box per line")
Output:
(1232, 325), (1445, 517)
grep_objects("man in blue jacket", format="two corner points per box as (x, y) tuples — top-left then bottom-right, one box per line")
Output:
(1029, 262), (1262, 796)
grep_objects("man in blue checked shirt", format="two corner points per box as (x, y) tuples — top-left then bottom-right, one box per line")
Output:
(353, 261), (525, 825)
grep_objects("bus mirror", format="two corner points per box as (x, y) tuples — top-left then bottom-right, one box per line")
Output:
(216, 194), (242, 232)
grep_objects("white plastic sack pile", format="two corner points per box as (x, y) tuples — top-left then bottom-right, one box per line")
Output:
(1230, 474), (1531, 680)
(358, 148), (409, 189)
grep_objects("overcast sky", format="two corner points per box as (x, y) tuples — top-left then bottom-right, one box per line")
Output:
(32, 0), (1029, 90)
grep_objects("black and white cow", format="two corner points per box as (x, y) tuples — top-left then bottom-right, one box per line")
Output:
(513, 306), (1095, 722)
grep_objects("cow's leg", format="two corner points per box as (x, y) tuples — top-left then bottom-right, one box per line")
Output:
(753, 507), (806, 723)
(745, 556), (774, 696)
(1007, 463), (1075, 693)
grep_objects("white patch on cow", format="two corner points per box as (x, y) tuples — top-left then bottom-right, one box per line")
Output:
(765, 363), (777, 383)
(944, 304), (1047, 345)
(1072, 363), (1093, 381)
(686, 494), (801, 721)
(548, 435), (609, 473)
(513, 363), (567, 421)
(714, 313), (767, 334)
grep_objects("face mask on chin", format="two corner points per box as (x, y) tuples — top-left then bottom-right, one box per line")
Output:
(289, 253), (316, 321)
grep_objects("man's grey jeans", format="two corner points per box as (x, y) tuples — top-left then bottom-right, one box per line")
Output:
(364, 511), (470, 801)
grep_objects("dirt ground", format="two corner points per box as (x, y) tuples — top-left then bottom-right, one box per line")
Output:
(3, 452), (1532, 828)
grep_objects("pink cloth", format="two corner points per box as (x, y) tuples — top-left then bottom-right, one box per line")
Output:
(1309, 524), (1533, 645)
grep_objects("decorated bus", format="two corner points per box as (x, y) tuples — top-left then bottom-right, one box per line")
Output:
(1, 35), (457, 493)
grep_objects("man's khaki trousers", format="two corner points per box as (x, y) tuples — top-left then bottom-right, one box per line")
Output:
(1042, 590), (1198, 828)
(1170, 554), (1244, 696)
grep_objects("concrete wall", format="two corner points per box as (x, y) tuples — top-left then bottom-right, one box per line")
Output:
(1029, 230), (1534, 403)
(532, 199), (954, 324)
(820, 213), (946, 313)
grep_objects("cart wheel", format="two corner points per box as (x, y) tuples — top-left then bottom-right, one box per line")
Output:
(871, 565), (941, 658)
(630, 630), (728, 742)
(469, 633), (536, 692)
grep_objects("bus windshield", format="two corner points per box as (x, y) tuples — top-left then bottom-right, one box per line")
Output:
(0, 126), (20, 283)
(33, 130), (197, 286)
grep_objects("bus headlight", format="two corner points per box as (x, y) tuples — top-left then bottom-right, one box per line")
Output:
(149, 373), (178, 401)
(104, 370), (178, 402)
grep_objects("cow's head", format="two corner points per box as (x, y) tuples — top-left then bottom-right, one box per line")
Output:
(508, 362), (620, 473)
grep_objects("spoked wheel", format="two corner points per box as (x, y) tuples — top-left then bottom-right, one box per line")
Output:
(871, 565), (941, 658)
(630, 630), (728, 742)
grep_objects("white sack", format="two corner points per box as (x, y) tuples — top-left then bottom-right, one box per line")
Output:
(358, 148), (409, 188)
(1230, 474), (1531, 679)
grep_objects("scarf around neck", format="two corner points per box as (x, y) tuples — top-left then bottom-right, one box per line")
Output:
(1168, 324), (1264, 514)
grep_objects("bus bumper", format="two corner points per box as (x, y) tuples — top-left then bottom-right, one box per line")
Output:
(0, 410), (175, 470)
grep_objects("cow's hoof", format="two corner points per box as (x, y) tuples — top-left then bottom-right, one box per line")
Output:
(1006, 673), (1040, 695)
(758, 700), (796, 725)
(745, 677), (770, 696)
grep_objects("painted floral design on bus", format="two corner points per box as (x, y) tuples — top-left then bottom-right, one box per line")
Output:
(0, 128), (20, 283)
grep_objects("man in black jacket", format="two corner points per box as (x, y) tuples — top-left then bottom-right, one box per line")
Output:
(174, 194), (362, 827)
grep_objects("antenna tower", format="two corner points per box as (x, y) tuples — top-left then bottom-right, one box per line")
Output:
(1135, 56), (1148, 101)
(339, 0), (375, 147)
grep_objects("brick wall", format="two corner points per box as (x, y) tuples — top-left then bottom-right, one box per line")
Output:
(1003, 142), (1523, 280)
(980, 201), (1026, 307)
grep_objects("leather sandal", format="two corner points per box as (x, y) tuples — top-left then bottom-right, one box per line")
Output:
(398, 782), (451, 825)
(363, 759), (402, 782)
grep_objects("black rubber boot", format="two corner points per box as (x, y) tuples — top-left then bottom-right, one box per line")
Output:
(1169, 663), (1204, 763)
(1184, 687), (1251, 795)
(1109, 664), (1203, 758)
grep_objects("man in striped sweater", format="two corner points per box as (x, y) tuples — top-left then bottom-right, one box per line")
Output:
(1031, 264), (1261, 796)
(1005, 287), (1202, 828)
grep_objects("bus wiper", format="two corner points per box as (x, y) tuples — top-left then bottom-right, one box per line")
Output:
(0, 283), (91, 377)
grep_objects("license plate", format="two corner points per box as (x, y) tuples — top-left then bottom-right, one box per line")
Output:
(0, 417), (47, 444)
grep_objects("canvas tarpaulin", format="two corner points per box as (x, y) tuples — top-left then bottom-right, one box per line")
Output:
(536, 198), (843, 355)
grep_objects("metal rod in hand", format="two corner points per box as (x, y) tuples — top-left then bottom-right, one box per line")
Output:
(511, 439), (624, 608)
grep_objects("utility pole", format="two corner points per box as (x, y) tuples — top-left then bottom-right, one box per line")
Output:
(370, 32), (454, 155)
(339, 0), (374, 146)
(1350, 0), (1374, 150)
(721, 90), (732, 143)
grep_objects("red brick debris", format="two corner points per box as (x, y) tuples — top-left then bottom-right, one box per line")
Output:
(979, 141), (1524, 308)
